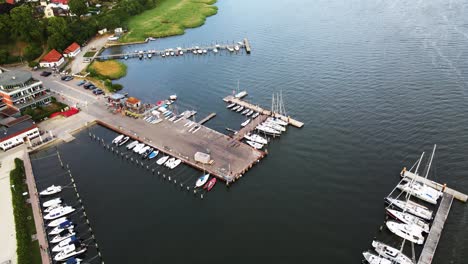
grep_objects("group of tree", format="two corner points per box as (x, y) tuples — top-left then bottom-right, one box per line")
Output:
(0, 0), (157, 64)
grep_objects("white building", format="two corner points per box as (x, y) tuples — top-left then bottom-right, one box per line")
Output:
(0, 112), (39, 151)
(39, 49), (65, 68)
(63, 42), (81, 58)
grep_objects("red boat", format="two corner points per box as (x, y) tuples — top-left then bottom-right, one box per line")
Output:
(203, 178), (217, 191)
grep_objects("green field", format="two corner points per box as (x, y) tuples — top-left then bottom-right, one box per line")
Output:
(120, 0), (218, 42)
(88, 60), (127, 80)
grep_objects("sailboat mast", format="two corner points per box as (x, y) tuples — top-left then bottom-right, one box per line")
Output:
(424, 144), (437, 179)
(414, 152), (425, 176)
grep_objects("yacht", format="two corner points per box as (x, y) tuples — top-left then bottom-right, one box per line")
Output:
(48, 217), (68, 227)
(385, 197), (433, 220)
(246, 140), (263, 149)
(50, 230), (76, 244)
(49, 221), (74, 236)
(362, 251), (392, 264)
(40, 185), (62, 196)
(54, 243), (86, 262)
(156, 156), (169, 165)
(52, 236), (78, 252)
(244, 133), (268, 145)
(386, 221), (424, 244)
(44, 206), (75, 220)
(397, 179), (442, 205)
(241, 119), (251, 127)
(43, 198), (61, 208)
(386, 208), (429, 233)
(371, 240), (414, 264)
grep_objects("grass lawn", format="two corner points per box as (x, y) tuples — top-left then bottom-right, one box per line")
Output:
(120, 0), (218, 43)
(83, 51), (96, 57)
(22, 100), (68, 122)
(88, 60), (127, 80)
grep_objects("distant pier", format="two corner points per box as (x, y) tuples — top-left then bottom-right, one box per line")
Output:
(198, 113), (216, 125)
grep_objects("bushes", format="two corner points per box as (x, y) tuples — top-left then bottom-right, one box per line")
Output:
(0, 48), (20, 64)
(10, 158), (41, 264)
(24, 44), (42, 62)
(21, 99), (68, 122)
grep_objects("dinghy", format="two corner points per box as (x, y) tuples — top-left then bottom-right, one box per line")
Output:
(50, 230), (76, 244)
(148, 150), (159, 160)
(362, 251), (392, 264)
(204, 178), (217, 191)
(371, 240), (414, 264)
(195, 174), (210, 187)
(386, 208), (429, 233)
(52, 236), (78, 252)
(246, 140), (263, 149)
(386, 221), (424, 244)
(49, 220), (74, 235)
(164, 157), (176, 168)
(44, 206), (75, 220)
(157, 156), (169, 165)
(40, 185), (62, 196)
(385, 197), (433, 220)
(54, 244), (86, 261)
(48, 217), (68, 227)
(43, 198), (61, 208)
(241, 119), (251, 127)
(117, 136), (130, 146)
(126, 140), (138, 150)
(112, 134), (124, 144)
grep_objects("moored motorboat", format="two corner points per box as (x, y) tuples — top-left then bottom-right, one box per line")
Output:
(133, 143), (145, 153)
(117, 136), (129, 146)
(54, 243), (86, 261)
(195, 174), (210, 187)
(148, 150), (159, 160)
(49, 220), (74, 235)
(48, 217), (68, 227)
(138, 145), (150, 155)
(170, 94), (177, 100)
(386, 208), (429, 233)
(386, 221), (424, 244)
(203, 178), (217, 191)
(43, 198), (62, 208)
(244, 133), (268, 145)
(246, 110), (254, 116)
(40, 185), (62, 196)
(246, 140), (263, 149)
(126, 140), (139, 150)
(44, 204), (63, 213)
(52, 235), (78, 252)
(44, 206), (75, 220)
(227, 103), (235, 109)
(385, 197), (433, 220)
(50, 229), (76, 244)
(234, 45), (240, 51)
(168, 159), (181, 169)
(112, 134), (124, 144)
(252, 112), (260, 119)
(241, 119), (251, 127)
(142, 147), (154, 159)
(156, 156), (169, 165)
(371, 240), (414, 264)
(164, 157), (176, 168)
(362, 251), (392, 264)
(241, 108), (250, 115)
(234, 91), (247, 98)
(231, 105), (240, 111)
(236, 106), (244, 112)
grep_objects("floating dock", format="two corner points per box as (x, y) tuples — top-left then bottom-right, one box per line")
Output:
(402, 170), (467, 202)
(233, 114), (268, 141)
(198, 113), (216, 125)
(223, 95), (304, 128)
(418, 193), (454, 264)
(244, 38), (251, 54)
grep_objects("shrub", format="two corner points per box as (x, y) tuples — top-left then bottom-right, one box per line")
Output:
(24, 44), (43, 62)
(28, 61), (39, 68)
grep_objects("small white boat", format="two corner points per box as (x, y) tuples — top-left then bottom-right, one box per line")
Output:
(227, 46), (234, 52)
(126, 140), (139, 150)
(157, 156), (169, 165)
(227, 103), (235, 109)
(371, 240), (414, 264)
(386, 208), (429, 233)
(40, 185), (62, 196)
(43, 198), (61, 208)
(133, 143), (145, 153)
(241, 108), (250, 115)
(44, 204), (63, 213)
(203, 49), (207, 54)
(138, 145), (150, 155)
(246, 110), (254, 116)
(252, 112), (260, 119)
(168, 116), (177, 122)
(44, 206), (75, 220)
(112, 134), (124, 144)
(234, 91), (248, 99)
(49, 220), (73, 235)
(263, 121), (286, 132)
(168, 159), (181, 169)
(148, 53), (152, 58)
(51, 235), (78, 252)
(236, 106), (244, 112)
(232, 105), (240, 111)
(267, 117), (288, 126)
(362, 251), (392, 264)
(397, 179), (442, 205)
(386, 221), (425, 244)
(256, 125), (281, 135)
(179, 51), (184, 55)
(244, 133), (268, 145)
(50, 230), (76, 244)
(241, 119), (251, 127)
(246, 140), (263, 149)
(192, 50), (197, 55)
(164, 157), (176, 167)
(54, 244), (86, 261)
(234, 45), (240, 51)
(386, 197), (433, 220)
(197, 49), (203, 54)
(213, 48), (218, 53)
(195, 174), (210, 187)
(170, 94), (177, 100)
(48, 217), (68, 227)
(118, 136), (130, 146)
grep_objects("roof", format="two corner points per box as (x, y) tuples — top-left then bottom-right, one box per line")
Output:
(126, 97), (141, 104)
(0, 106), (19, 117)
(109, 93), (126, 100)
(0, 118), (37, 143)
(64, 42), (80, 54)
(51, 0), (68, 4)
(0, 70), (33, 88)
(42, 49), (63, 63)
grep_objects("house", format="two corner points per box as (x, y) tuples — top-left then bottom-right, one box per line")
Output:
(125, 97), (141, 110)
(63, 42), (81, 58)
(114, 28), (123, 36)
(40, 49), (65, 68)
(0, 110), (40, 151)
(0, 70), (52, 111)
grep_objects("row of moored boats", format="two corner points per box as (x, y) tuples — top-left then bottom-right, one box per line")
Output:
(363, 145), (442, 264)
(131, 43), (243, 59)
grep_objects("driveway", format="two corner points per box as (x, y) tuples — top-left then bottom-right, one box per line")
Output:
(69, 35), (109, 74)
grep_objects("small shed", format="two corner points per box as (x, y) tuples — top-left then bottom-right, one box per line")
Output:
(194, 152), (211, 164)
(125, 97), (141, 109)
(114, 28), (123, 36)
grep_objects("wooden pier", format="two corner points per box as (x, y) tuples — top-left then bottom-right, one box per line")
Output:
(402, 170), (468, 202)
(244, 38), (251, 54)
(418, 193), (454, 264)
(223, 95), (304, 128)
(198, 113), (216, 125)
(233, 114), (268, 141)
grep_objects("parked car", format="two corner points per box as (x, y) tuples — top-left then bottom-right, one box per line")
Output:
(40, 71), (52, 77)
(77, 80), (86, 86)
(93, 89), (104, 95)
(60, 75), (68, 80)
(87, 85), (96, 90)
(83, 83), (94, 89)
(64, 76), (74, 81)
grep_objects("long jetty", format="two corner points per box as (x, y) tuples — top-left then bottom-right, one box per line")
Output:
(94, 38), (252, 61)
(223, 95), (304, 128)
(198, 113), (216, 125)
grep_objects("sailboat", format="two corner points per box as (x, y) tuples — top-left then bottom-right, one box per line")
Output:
(244, 133), (268, 145)
(362, 251), (392, 264)
(246, 140), (263, 149)
(371, 241), (414, 264)
(234, 80), (248, 98)
(386, 221), (425, 244)
(385, 197), (433, 220)
(386, 208), (429, 233)
(195, 174), (210, 187)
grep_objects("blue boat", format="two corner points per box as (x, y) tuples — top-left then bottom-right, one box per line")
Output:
(148, 150), (159, 160)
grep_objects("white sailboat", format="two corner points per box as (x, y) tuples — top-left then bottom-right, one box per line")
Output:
(246, 140), (263, 149)
(386, 208), (429, 233)
(244, 133), (268, 145)
(386, 197), (433, 220)
(386, 221), (425, 245)
(195, 174), (210, 187)
(256, 124), (281, 135)
(371, 240), (414, 264)
(267, 117), (288, 126)
(362, 251), (392, 264)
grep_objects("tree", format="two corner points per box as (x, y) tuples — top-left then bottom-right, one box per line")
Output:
(69, 0), (88, 18)
(47, 17), (72, 52)
(0, 14), (11, 44)
(24, 44), (43, 61)
(9, 6), (42, 43)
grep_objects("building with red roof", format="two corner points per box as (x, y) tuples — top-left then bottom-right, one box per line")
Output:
(63, 42), (81, 58)
(40, 49), (65, 68)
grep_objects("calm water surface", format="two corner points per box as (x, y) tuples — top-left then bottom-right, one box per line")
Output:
(32, 0), (468, 263)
